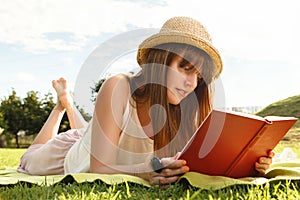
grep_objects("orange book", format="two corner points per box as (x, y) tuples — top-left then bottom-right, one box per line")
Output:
(178, 109), (298, 178)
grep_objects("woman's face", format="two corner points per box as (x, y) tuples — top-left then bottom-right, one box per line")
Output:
(167, 55), (201, 105)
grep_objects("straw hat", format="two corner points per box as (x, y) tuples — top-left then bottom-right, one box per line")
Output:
(137, 16), (223, 75)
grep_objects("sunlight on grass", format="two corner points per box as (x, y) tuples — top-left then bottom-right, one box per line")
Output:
(2, 181), (299, 200)
(274, 143), (300, 158)
(0, 146), (299, 199)
(0, 148), (26, 168)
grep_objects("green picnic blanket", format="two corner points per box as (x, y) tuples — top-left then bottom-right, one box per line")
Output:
(1, 161), (300, 190)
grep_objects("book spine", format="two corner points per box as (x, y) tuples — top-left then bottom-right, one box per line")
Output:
(225, 120), (272, 176)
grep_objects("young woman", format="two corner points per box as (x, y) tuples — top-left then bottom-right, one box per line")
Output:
(18, 16), (274, 186)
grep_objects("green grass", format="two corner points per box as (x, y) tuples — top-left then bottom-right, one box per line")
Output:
(1, 181), (299, 200)
(256, 94), (300, 118)
(274, 142), (300, 158)
(0, 148), (25, 168)
(0, 147), (300, 199)
(256, 94), (300, 130)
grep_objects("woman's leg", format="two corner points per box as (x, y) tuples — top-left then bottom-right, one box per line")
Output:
(31, 78), (70, 144)
(56, 78), (88, 130)
(32, 78), (88, 145)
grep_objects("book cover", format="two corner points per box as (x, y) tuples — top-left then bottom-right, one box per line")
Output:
(178, 109), (298, 178)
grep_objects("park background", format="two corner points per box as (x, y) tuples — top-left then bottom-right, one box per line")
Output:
(0, 0), (299, 134)
(1, 0), (300, 147)
(1, 1), (300, 198)
(0, 0), (299, 114)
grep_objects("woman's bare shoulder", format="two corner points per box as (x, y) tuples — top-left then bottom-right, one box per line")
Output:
(96, 73), (131, 108)
(100, 74), (130, 94)
(104, 73), (130, 86)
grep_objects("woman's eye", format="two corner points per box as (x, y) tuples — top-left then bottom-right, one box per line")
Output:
(183, 65), (193, 71)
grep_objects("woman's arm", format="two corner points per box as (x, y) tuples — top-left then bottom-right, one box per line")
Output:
(90, 74), (128, 171)
(89, 74), (188, 185)
(90, 151), (189, 186)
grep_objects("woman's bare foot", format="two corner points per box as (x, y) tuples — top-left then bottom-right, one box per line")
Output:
(52, 77), (74, 111)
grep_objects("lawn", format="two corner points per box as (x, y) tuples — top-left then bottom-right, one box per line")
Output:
(0, 144), (300, 200)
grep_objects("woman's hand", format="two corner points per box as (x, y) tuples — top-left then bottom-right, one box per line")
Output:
(255, 151), (275, 176)
(146, 153), (189, 187)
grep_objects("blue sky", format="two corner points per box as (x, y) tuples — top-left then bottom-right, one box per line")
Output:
(0, 0), (299, 114)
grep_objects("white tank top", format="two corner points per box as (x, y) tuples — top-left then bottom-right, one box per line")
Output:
(64, 98), (154, 174)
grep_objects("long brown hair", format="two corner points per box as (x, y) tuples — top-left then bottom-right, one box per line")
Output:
(129, 43), (219, 157)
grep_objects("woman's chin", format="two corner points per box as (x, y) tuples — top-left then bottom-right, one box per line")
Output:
(167, 91), (183, 105)
(167, 97), (181, 105)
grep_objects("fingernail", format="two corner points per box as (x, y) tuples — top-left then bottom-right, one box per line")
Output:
(185, 166), (190, 172)
(182, 160), (187, 166)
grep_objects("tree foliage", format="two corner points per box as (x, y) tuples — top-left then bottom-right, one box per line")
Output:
(22, 91), (45, 135)
(0, 90), (24, 147)
(0, 90), (72, 147)
(0, 106), (7, 131)
(0, 78), (100, 148)
(91, 78), (106, 103)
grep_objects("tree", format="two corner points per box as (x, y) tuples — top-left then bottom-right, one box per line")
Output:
(0, 90), (24, 148)
(41, 92), (56, 118)
(91, 78), (106, 103)
(22, 91), (45, 136)
(91, 71), (135, 103)
(0, 110), (7, 130)
(0, 111), (8, 147)
(0, 90), (69, 147)
(0, 89), (91, 147)
(40, 92), (71, 133)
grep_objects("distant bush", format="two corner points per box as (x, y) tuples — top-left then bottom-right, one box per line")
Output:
(256, 94), (300, 129)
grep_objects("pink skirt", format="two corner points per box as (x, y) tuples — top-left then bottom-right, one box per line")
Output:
(17, 129), (82, 175)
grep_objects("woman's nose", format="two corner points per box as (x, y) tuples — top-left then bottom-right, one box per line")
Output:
(184, 73), (198, 88)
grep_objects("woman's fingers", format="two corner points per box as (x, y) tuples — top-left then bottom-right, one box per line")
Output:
(149, 175), (179, 186)
(255, 162), (270, 174)
(267, 151), (275, 158)
(255, 153), (274, 175)
(148, 157), (189, 186)
(258, 156), (273, 165)
(159, 166), (189, 177)
(147, 156), (190, 186)
(160, 158), (187, 169)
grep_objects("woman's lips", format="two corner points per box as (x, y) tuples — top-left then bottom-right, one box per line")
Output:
(176, 88), (187, 98)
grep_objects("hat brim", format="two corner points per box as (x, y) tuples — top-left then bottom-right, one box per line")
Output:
(137, 32), (223, 76)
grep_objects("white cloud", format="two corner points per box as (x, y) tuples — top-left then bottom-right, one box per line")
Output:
(0, 0), (168, 52)
(160, 0), (300, 64)
(15, 72), (36, 81)
(0, 0), (299, 62)
(0, 0), (299, 109)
